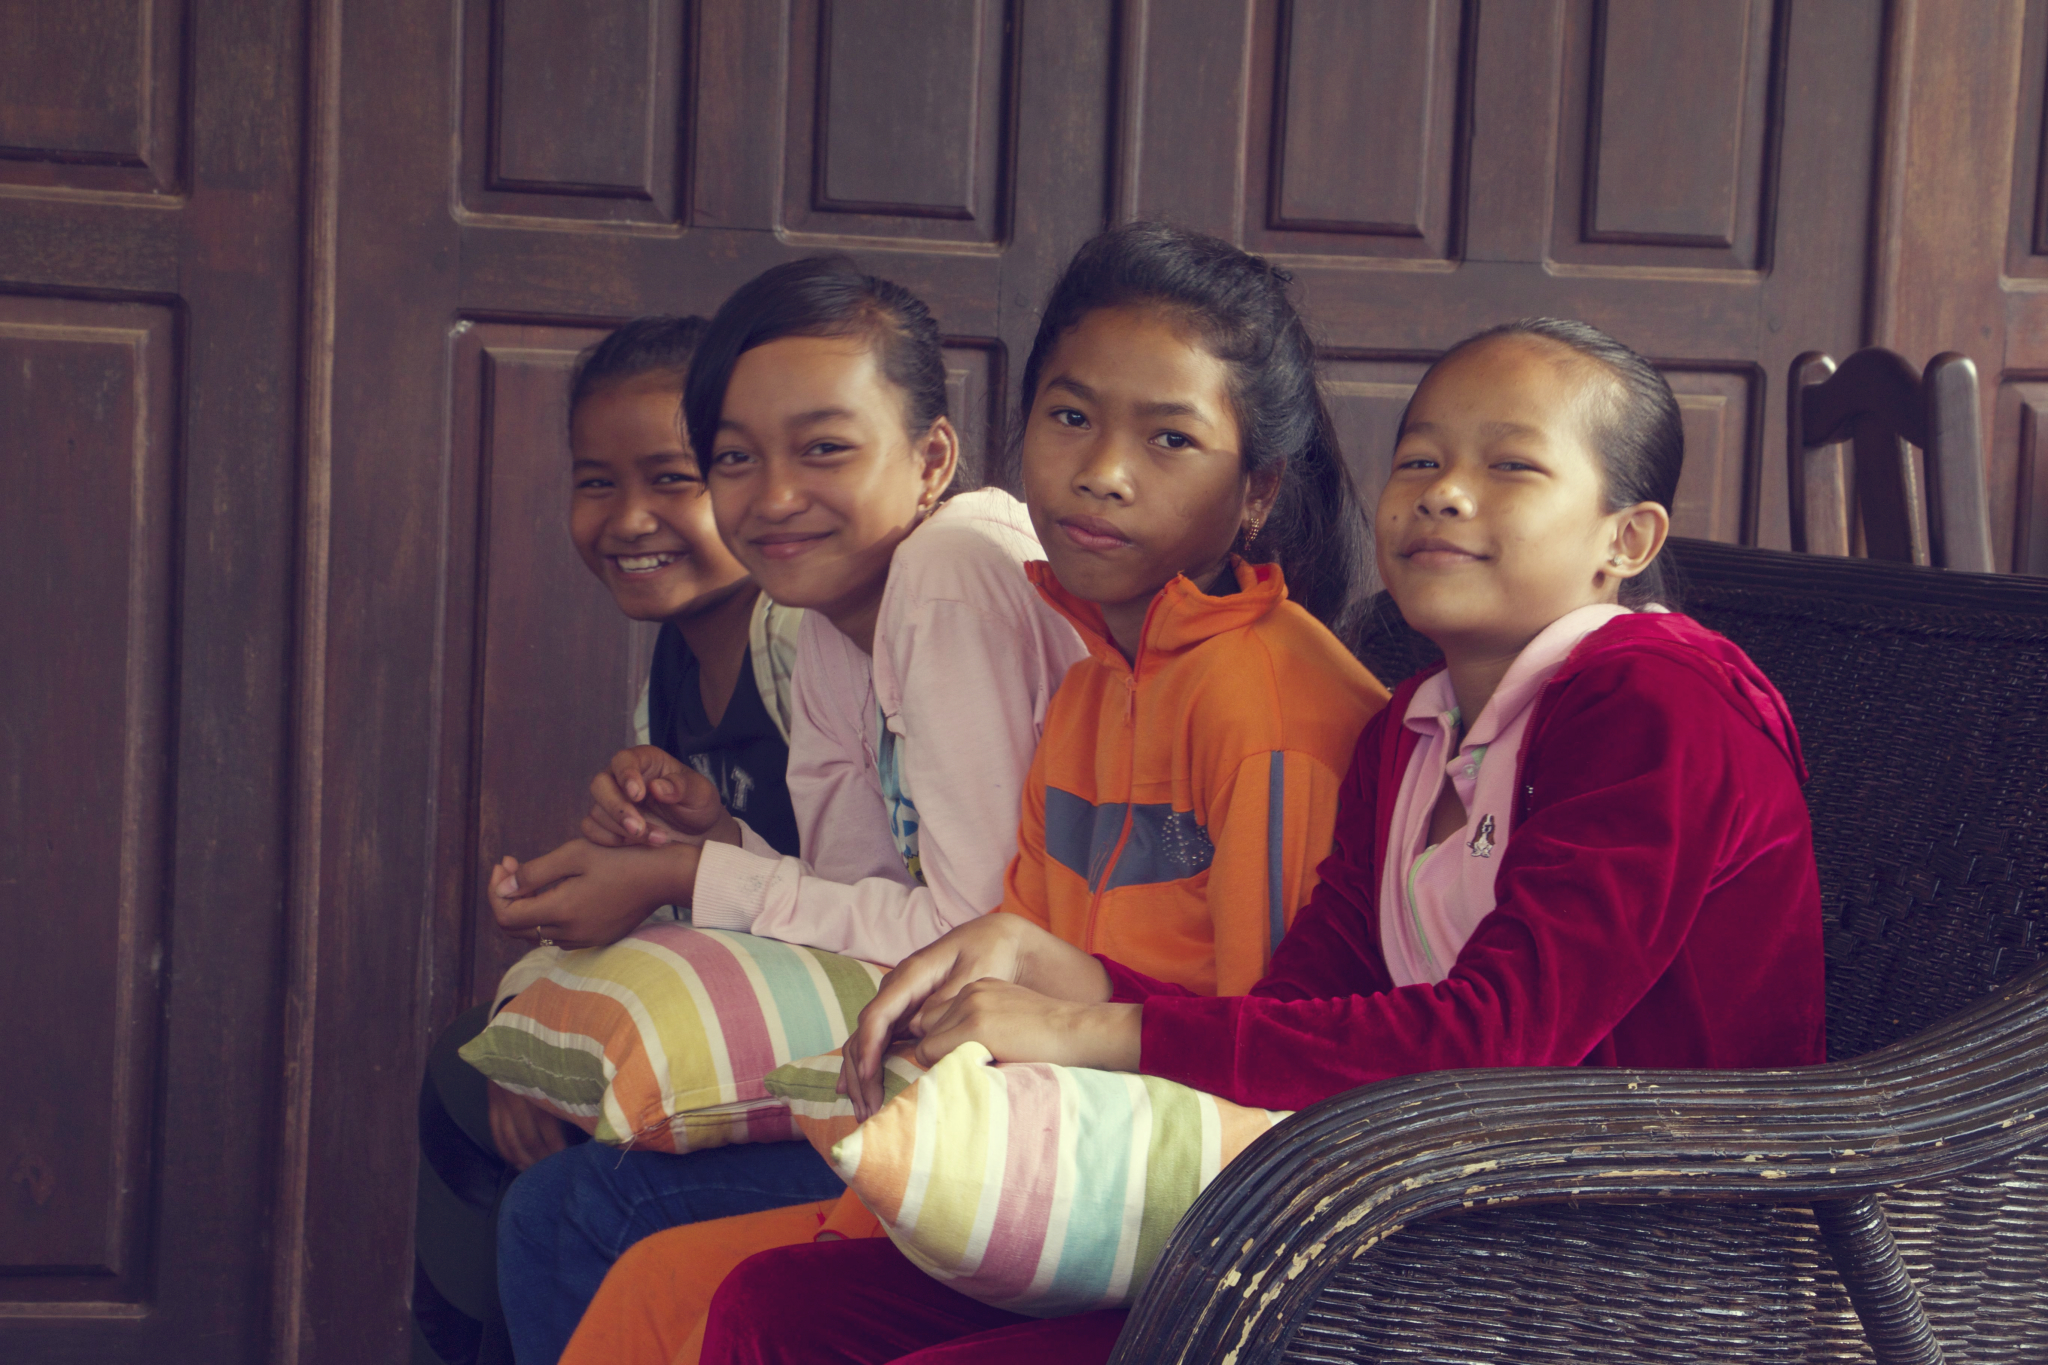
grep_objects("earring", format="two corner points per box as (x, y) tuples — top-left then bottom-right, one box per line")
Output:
(1607, 552), (1624, 567)
(1243, 514), (1267, 546)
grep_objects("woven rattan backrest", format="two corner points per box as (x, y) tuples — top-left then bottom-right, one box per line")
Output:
(1351, 538), (2048, 1060)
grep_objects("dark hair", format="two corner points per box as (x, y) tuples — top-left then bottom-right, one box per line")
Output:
(1014, 222), (1369, 632)
(682, 255), (959, 487)
(1421, 317), (1684, 608)
(568, 315), (710, 426)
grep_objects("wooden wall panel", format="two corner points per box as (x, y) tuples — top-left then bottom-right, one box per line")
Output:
(1245, 0), (1468, 260)
(445, 324), (658, 1002)
(786, 0), (1012, 242)
(1998, 378), (2048, 576)
(1320, 357), (1431, 514)
(1553, 0), (1780, 269)
(0, 0), (183, 195)
(943, 340), (1004, 489)
(1664, 368), (1759, 543)
(461, 0), (685, 223)
(0, 296), (174, 1305)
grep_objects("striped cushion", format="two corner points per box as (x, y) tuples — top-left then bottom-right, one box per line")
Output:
(458, 926), (883, 1153)
(765, 1042), (1292, 1315)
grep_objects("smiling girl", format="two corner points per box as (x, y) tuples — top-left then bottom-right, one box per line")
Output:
(488, 260), (1090, 1363)
(700, 318), (1826, 1365)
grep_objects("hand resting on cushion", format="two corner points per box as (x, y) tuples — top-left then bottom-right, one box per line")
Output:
(839, 912), (1141, 1121)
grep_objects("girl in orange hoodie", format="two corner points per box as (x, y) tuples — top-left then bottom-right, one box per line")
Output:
(559, 222), (1390, 1365)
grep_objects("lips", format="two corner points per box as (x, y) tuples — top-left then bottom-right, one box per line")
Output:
(1056, 515), (1134, 552)
(750, 531), (831, 561)
(1399, 536), (1485, 567)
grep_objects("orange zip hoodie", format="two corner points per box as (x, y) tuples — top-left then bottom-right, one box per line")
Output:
(1003, 557), (1390, 996)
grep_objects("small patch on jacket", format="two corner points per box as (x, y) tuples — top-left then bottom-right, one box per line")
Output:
(1044, 786), (1215, 891)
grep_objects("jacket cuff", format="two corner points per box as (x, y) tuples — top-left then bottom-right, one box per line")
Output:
(1135, 993), (1240, 1096)
(692, 839), (775, 933)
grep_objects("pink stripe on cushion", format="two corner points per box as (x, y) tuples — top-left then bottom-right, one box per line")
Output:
(654, 927), (778, 1092)
(976, 1063), (1061, 1287)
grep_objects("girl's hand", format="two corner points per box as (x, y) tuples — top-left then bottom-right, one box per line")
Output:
(838, 914), (1111, 1121)
(487, 839), (697, 950)
(583, 747), (742, 849)
(910, 981), (1142, 1075)
(485, 1080), (572, 1171)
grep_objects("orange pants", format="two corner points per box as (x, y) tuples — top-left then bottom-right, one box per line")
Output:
(558, 1189), (885, 1365)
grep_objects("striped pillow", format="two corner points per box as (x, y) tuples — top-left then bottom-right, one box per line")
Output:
(458, 926), (883, 1153)
(765, 1042), (1292, 1315)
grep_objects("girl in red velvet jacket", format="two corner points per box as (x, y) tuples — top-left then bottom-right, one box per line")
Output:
(699, 318), (1829, 1365)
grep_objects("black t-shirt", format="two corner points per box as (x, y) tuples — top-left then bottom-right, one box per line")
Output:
(645, 623), (802, 858)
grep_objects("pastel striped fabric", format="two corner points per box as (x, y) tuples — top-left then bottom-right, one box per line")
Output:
(764, 1045), (929, 1157)
(776, 1042), (1294, 1316)
(458, 926), (883, 1153)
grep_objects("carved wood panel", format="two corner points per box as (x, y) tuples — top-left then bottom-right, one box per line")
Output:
(461, 0), (688, 224)
(0, 296), (174, 1306)
(784, 0), (1014, 243)
(0, 0), (184, 195)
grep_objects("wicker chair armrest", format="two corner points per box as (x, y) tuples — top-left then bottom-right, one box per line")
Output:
(1112, 961), (2048, 1365)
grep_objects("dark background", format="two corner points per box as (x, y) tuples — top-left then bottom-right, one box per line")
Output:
(3, 1), (2045, 1360)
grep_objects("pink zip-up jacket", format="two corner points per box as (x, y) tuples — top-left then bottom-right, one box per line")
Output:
(691, 488), (1090, 965)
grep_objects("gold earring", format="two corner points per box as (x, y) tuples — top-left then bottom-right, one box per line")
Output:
(1244, 513), (1267, 546)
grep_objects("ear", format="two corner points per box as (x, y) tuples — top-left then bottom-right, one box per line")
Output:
(1242, 461), (1284, 531)
(913, 416), (961, 511)
(1603, 500), (1671, 583)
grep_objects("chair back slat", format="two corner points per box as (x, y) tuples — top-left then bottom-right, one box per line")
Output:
(1787, 346), (1994, 571)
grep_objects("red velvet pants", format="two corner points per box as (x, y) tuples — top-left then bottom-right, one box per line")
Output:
(701, 1238), (1128, 1364)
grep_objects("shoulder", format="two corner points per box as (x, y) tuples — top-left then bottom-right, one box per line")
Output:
(885, 488), (1047, 613)
(1533, 614), (1805, 780)
(1187, 603), (1391, 769)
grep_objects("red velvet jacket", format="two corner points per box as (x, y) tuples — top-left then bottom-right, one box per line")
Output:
(1102, 612), (1828, 1112)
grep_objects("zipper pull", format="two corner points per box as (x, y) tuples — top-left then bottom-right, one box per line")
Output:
(1124, 673), (1136, 724)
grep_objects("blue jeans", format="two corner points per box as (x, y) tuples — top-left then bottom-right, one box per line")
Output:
(496, 1138), (843, 1364)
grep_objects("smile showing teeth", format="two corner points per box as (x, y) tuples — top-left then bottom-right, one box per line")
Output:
(614, 553), (677, 573)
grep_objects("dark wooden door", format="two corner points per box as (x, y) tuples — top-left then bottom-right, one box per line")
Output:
(5, 3), (2044, 1363)
(0, 2), (306, 1361)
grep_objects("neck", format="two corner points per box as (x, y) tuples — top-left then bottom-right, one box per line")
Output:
(1436, 639), (1529, 733)
(672, 581), (761, 725)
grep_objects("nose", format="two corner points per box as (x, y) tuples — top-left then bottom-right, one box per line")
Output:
(609, 484), (661, 538)
(749, 453), (809, 523)
(1415, 469), (1475, 519)
(1072, 433), (1137, 505)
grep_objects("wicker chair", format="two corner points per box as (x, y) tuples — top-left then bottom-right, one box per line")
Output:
(1114, 538), (2048, 1365)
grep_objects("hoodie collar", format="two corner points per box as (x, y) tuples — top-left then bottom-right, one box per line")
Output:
(1027, 557), (1289, 676)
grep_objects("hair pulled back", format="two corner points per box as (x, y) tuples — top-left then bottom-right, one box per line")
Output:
(1430, 317), (1684, 608)
(683, 255), (960, 487)
(1016, 222), (1368, 632)
(569, 315), (709, 426)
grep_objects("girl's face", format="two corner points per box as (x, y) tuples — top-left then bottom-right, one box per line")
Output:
(1021, 305), (1274, 653)
(1377, 335), (1666, 659)
(706, 334), (956, 633)
(569, 371), (753, 623)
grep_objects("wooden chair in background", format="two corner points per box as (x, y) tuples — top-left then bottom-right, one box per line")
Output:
(1787, 348), (1995, 572)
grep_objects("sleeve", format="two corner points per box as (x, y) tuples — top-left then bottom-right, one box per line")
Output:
(1200, 748), (1351, 997)
(696, 598), (1062, 968)
(997, 738), (1055, 931)
(1126, 658), (1751, 1111)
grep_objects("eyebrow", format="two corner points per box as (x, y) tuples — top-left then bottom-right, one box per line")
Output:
(1045, 376), (1215, 426)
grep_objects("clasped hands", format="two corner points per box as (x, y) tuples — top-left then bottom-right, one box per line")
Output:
(836, 913), (1143, 1123)
(487, 745), (743, 951)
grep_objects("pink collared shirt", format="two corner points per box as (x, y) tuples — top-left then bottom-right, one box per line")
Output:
(1378, 603), (1663, 986)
